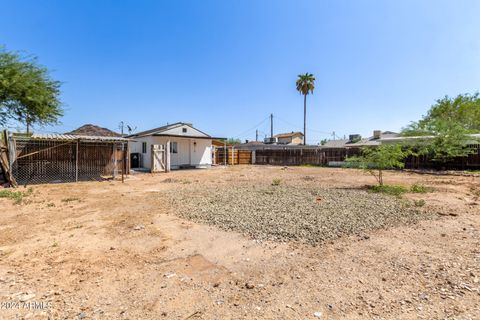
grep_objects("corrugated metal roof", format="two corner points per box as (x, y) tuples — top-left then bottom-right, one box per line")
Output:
(13, 133), (129, 142)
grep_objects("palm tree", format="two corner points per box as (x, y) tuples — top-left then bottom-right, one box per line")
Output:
(296, 73), (315, 145)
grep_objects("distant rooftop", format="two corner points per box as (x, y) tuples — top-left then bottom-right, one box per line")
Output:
(322, 130), (400, 148)
(66, 124), (121, 137)
(273, 131), (304, 138)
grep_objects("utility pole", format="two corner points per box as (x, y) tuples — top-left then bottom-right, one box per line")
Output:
(119, 121), (124, 135)
(270, 113), (273, 139)
(255, 129), (258, 142)
(332, 131), (336, 140)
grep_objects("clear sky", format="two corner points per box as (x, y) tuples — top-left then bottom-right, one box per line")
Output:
(1, 0), (479, 143)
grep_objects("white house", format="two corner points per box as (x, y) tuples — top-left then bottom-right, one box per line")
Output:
(128, 122), (218, 170)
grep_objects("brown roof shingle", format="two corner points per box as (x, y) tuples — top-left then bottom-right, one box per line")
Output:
(66, 124), (121, 137)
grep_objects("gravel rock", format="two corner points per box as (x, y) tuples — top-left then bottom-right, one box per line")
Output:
(245, 282), (255, 289)
(167, 184), (427, 244)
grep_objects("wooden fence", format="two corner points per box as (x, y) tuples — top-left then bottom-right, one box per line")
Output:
(254, 148), (360, 166)
(225, 145), (480, 170)
(214, 147), (252, 165)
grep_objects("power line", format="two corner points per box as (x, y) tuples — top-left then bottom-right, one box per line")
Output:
(233, 115), (271, 138)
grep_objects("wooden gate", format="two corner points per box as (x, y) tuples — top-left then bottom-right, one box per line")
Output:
(214, 147), (252, 165)
(151, 144), (166, 172)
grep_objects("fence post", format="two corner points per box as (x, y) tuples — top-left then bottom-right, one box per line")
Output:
(231, 146), (234, 165)
(75, 140), (79, 182)
(224, 141), (227, 166)
(122, 143), (126, 183)
(112, 143), (117, 178)
(166, 141), (171, 172)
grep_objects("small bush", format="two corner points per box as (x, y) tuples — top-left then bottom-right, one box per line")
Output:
(0, 188), (32, 204)
(410, 184), (435, 193)
(367, 185), (408, 197)
(62, 197), (81, 203)
(272, 179), (282, 186)
(413, 199), (426, 207)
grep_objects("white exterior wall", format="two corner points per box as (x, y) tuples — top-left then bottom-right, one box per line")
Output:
(129, 136), (155, 169)
(161, 124), (209, 138)
(128, 136), (212, 170)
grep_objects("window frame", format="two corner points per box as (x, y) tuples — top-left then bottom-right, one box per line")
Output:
(170, 141), (178, 154)
(142, 142), (147, 154)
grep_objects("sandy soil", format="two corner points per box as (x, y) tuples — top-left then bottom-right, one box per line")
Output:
(0, 166), (479, 319)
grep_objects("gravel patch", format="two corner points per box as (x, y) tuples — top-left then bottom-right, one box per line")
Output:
(167, 184), (427, 244)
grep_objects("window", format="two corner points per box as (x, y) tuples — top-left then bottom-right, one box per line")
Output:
(170, 142), (178, 153)
(142, 142), (147, 154)
(182, 128), (187, 133)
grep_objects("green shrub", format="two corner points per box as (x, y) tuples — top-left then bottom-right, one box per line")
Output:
(0, 188), (32, 204)
(61, 197), (81, 203)
(413, 199), (426, 207)
(410, 184), (435, 193)
(272, 179), (282, 186)
(367, 185), (408, 196)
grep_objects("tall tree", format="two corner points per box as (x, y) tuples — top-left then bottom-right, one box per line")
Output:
(403, 93), (480, 135)
(0, 47), (63, 132)
(296, 73), (315, 145)
(402, 93), (480, 163)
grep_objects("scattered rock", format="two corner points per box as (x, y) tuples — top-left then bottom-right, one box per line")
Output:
(245, 282), (255, 289)
(314, 311), (322, 318)
(164, 272), (176, 279)
(133, 225), (145, 231)
(19, 293), (35, 302)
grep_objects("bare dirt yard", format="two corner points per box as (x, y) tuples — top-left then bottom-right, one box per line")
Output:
(0, 165), (479, 319)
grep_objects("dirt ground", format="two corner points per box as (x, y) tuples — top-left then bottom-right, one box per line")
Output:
(0, 165), (479, 319)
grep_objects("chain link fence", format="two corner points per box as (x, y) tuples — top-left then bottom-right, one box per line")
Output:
(11, 137), (127, 185)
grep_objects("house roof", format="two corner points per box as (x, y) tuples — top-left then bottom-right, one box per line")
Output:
(12, 133), (129, 142)
(127, 122), (212, 138)
(322, 131), (400, 148)
(66, 124), (121, 137)
(273, 131), (304, 138)
(322, 139), (350, 148)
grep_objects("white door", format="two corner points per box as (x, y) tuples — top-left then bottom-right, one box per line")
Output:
(170, 140), (190, 168)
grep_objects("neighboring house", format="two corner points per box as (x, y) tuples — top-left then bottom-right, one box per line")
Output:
(322, 130), (400, 148)
(66, 124), (121, 137)
(127, 122), (219, 170)
(266, 132), (304, 145)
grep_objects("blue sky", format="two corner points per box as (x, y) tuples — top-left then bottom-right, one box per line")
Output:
(1, 0), (479, 143)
